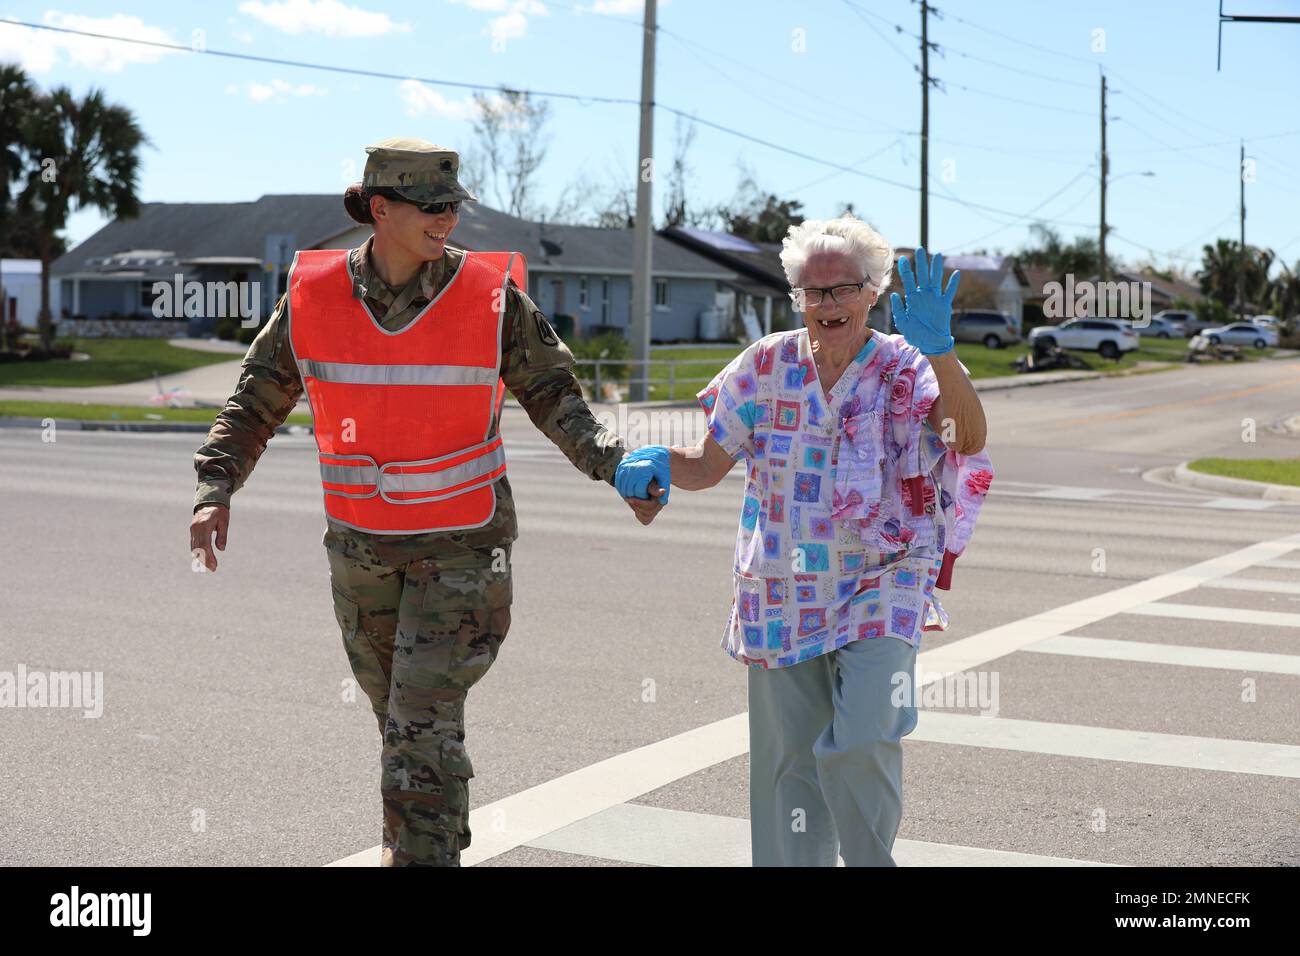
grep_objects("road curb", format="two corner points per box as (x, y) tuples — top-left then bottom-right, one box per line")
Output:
(0, 415), (312, 436)
(0, 364), (1176, 428)
(1172, 461), (1300, 503)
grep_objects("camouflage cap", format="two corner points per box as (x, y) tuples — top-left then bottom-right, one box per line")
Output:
(362, 137), (478, 204)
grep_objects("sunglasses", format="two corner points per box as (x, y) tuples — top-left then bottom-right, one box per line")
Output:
(403, 198), (461, 215)
(375, 189), (460, 216)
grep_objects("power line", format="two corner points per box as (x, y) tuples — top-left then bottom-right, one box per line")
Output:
(789, 139), (904, 192)
(659, 28), (900, 137)
(839, 0), (920, 70)
(940, 7), (1100, 67)
(949, 166), (1098, 249)
(656, 103), (1095, 228)
(946, 82), (1094, 117)
(0, 18), (641, 106)
(944, 47), (1094, 89)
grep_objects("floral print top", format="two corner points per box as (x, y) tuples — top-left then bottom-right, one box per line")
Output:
(697, 327), (994, 669)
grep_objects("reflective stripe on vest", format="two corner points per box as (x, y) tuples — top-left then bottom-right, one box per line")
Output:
(287, 247), (527, 533)
(317, 436), (507, 502)
(295, 359), (498, 387)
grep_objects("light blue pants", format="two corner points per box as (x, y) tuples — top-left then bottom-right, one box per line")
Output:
(747, 636), (920, 867)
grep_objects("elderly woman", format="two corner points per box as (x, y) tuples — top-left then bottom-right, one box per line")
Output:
(640, 215), (994, 866)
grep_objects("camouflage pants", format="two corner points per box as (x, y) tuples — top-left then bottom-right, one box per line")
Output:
(325, 532), (511, 867)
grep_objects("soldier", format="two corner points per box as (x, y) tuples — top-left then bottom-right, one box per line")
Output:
(188, 138), (669, 866)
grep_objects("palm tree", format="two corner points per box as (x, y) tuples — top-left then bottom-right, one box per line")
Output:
(0, 65), (36, 212)
(1269, 260), (1300, 342)
(17, 81), (147, 348)
(1018, 223), (1112, 284)
(1197, 238), (1273, 315)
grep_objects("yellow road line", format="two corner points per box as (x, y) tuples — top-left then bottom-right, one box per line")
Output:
(1057, 374), (1300, 428)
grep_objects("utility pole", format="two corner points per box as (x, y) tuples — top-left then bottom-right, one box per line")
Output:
(1238, 139), (1246, 322)
(919, 0), (930, 249)
(1099, 71), (1108, 283)
(629, 0), (656, 402)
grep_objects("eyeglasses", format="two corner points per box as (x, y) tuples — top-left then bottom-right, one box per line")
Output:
(789, 279), (870, 310)
(404, 199), (461, 215)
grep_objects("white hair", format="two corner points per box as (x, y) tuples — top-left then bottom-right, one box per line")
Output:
(779, 214), (894, 293)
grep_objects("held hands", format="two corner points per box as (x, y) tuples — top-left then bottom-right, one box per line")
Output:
(615, 445), (671, 525)
(889, 246), (960, 356)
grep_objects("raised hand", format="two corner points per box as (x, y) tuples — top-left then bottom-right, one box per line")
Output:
(889, 246), (960, 356)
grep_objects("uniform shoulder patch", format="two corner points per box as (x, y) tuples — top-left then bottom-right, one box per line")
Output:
(532, 309), (559, 346)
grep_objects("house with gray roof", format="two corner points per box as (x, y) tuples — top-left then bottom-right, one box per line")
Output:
(659, 225), (797, 338)
(53, 196), (739, 342)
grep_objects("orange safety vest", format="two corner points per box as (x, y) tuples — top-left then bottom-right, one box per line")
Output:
(287, 247), (526, 534)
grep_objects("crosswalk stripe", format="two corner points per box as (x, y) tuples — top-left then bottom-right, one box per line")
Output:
(1198, 497), (1278, 510)
(1023, 634), (1300, 674)
(1201, 576), (1300, 595)
(1029, 486), (1116, 500)
(525, 803), (1117, 867)
(1125, 603), (1300, 628)
(1258, 559), (1300, 570)
(912, 712), (1300, 778)
(326, 528), (1300, 867)
(915, 531), (1300, 681)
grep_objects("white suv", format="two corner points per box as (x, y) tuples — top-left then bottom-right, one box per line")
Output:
(1028, 318), (1140, 359)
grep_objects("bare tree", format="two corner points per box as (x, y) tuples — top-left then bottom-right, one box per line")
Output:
(661, 114), (697, 228)
(468, 87), (551, 218)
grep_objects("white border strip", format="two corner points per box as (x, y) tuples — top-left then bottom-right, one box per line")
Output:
(1023, 634), (1300, 674)
(1125, 603), (1300, 628)
(527, 802), (1117, 867)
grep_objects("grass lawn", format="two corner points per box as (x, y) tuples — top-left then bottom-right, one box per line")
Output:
(0, 400), (312, 426)
(0, 338), (239, 387)
(631, 336), (1195, 401)
(1188, 457), (1300, 487)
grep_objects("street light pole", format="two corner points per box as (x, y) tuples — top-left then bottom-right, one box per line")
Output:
(629, 0), (656, 402)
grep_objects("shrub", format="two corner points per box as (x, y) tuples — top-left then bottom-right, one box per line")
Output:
(570, 330), (629, 383)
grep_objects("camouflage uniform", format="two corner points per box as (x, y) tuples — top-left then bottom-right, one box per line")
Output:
(193, 149), (628, 864)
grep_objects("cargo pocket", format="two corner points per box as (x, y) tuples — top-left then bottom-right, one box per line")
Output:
(331, 587), (360, 642)
(439, 736), (475, 780)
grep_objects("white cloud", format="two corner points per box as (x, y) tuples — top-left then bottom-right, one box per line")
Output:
(0, 11), (180, 74)
(575, 0), (667, 14)
(225, 17), (255, 43)
(398, 80), (477, 120)
(237, 0), (411, 37)
(448, 0), (548, 43)
(229, 78), (328, 102)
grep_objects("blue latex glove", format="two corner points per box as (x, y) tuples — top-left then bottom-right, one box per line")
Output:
(889, 246), (960, 356)
(614, 445), (671, 504)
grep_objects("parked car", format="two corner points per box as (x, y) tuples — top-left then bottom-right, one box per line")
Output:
(1151, 309), (1195, 336)
(1028, 318), (1140, 359)
(1249, 314), (1280, 329)
(1202, 322), (1278, 349)
(1129, 316), (1180, 339)
(954, 310), (1020, 348)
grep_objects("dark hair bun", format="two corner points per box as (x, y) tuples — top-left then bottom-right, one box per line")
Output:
(343, 183), (374, 224)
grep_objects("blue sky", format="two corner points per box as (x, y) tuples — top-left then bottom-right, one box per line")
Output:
(3, 0), (1299, 274)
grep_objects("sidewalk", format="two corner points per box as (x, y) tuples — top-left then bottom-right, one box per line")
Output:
(0, 338), (307, 409)
(0, 351), (1178, 414)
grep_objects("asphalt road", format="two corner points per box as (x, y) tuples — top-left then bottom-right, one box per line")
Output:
(1, 356), (1298, 866)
